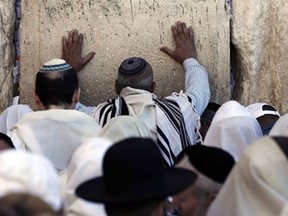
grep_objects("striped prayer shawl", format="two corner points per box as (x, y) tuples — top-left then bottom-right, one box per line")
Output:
(95, 95), (201, 167)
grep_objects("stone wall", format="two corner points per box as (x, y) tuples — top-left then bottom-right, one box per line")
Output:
(231, 0), (288, 114)
(0, 0), (15, 112)
(3, 0), (286, 114)
(19, 0), (231, 110)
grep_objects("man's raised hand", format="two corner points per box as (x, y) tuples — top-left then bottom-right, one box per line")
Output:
(160, 21), (197, 63)
(62, 29), (95, 72)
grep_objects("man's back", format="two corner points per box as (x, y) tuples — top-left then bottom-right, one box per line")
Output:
(9, 109), (100, 171)
(69, 22), (211, 166)
(7, 59), (101, 171)
(77, 57), (210, 166)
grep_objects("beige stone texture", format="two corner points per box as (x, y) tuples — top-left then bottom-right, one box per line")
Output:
(0, 0), (15, 112)
(232, 0), (288, 114)
(20, 0), (230, 109)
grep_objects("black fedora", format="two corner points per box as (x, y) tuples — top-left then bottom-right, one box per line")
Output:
(184, 145), (235, 184)
(76, 137), (197, 204)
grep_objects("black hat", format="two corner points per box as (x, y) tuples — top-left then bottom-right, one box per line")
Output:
(76, 138), (197, 204)
(184, 145), (235, 184)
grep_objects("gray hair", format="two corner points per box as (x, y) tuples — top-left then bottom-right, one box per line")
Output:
(117, 57), (153, 92)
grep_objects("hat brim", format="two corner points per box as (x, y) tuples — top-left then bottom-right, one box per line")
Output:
(76, 168), (196, 204)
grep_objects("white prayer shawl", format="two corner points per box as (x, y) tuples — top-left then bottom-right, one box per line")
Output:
(98, 115), (153, 142)
(0, 104), (33, 134)
(247, 102), (280, 118)
(76, 58), (210, 167)
(92, 87), (201, 167)
(9, 109), (101, 171)
(0, 150), (61, 211)
(269, 113), (288, 136)
(65, 138), (112, 216)
(206, 136), (288, 216)
(204, 100), (263, 161)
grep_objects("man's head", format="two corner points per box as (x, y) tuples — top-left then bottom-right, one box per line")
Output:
(34, 59), (80, 110)
(200, 102), (221, 139)
(173, 145), (235, 216)
(0, 193), (58, 216)
(76, 137), (197, 216)
(247, 103), (280, 135)
(115, 57), (155, 94)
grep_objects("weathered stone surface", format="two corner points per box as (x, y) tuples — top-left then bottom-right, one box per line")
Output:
(0, 0), (15, 112)
(20, 0), (230, 109)
(232, 0), (288, 114)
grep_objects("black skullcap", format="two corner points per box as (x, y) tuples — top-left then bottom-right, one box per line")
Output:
(184, 145), (235, 184)
(118, 57), (147, 76)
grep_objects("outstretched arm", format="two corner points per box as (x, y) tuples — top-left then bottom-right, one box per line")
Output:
(161, 21), (210, 115)
(62, 29), (95, 72)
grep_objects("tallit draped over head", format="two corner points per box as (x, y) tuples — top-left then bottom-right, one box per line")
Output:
(206, 136), (288, 216)
(269, 113), (288, 137)
(0, 150), (61, 211)
(247, 103), (280, 119)
(98, 116), (152, 142)
(204, 100), (263, 161)
(65, 138), (112, 216)
(0, 105), (33, 134)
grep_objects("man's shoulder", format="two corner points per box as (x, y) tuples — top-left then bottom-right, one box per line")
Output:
(16, 109), (97, 125)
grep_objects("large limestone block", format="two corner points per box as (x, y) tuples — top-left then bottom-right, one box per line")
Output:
(20, 0), (230, 109)
(232, 0), (288, 114)
(0, 0), (15, 112)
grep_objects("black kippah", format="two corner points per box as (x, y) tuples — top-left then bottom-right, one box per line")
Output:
(118, 57), (147, 76)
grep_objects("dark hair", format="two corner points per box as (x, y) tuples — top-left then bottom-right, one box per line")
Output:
(0, 193), (58, 216)
(35, 68), (79, 109)
(0, 133), (14, 149)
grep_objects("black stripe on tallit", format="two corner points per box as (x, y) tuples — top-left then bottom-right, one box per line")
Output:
(157, 126), (176, 166)
(120, 97), (129, 115)
(154, 99), (181, 132)
(165, 98), (193, 147)
(99, 100), (113, 126)
(110, 99), (117, 118)
(102, 106), (113, 126)
(155, 98), (193, 149)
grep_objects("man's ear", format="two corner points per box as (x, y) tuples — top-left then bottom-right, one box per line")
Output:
(115, 79), (121, 95)
(150, 81), (156, 93)
(33, 90), (44, 109)
(73, 88), (81, 104)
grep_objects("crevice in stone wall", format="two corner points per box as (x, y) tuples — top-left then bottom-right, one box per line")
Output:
(226, 0), (235, 100)
(230, 42), (243, 101)
(13, 0), (21, 99)
(228, 0), (244, 103)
